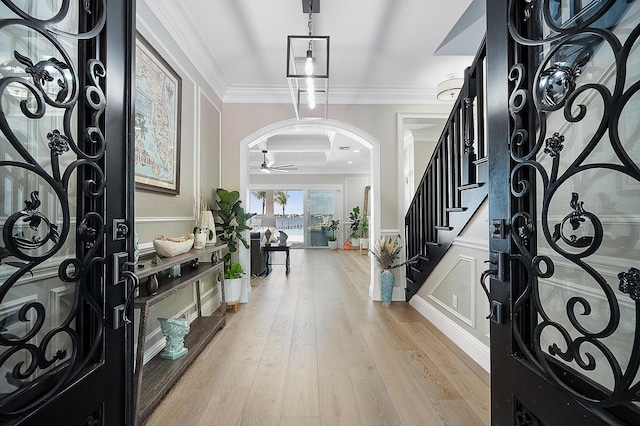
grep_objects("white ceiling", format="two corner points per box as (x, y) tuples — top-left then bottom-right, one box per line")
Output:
(249, 129), (371, 175)
(142, 0), (486, 174)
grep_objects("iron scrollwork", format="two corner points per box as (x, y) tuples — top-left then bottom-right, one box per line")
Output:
(506, 0), (640, 411)
(618, 268), (640, 301)
(515, 406), (540, 426)
(0, 1), (106, 418)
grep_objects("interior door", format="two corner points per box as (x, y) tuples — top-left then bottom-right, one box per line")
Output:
(486, 0), (640, 424)
(0, 1), (134, 424)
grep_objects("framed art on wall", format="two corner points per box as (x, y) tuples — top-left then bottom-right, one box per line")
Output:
(134, 34), (182, 194)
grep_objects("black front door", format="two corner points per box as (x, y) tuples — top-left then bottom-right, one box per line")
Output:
(0, 1), (134, 424)
(486, 0), (640, 424)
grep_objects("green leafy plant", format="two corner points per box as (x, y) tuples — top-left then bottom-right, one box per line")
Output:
(349, 206), (360, 239)
(327, 219), (340, 241)
(212, 188), (255, 266)
(360, 215), (369, 239)
(224, 262), (244, 279)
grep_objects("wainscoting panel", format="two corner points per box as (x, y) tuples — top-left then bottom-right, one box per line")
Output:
(428, 255), (476, 327)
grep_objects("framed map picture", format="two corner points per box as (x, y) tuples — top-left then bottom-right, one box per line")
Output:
(134, 34), (182, 194)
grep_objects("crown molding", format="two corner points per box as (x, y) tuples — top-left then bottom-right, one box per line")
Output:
(142, 0), (444, 106)
(224, 86), (442, 105)
(140, 0), (228, 100)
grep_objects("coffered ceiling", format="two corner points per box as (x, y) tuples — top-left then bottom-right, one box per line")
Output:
(141, 0), (486, 174)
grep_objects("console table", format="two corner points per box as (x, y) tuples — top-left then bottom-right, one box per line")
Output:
(133, 243), (227, 425)
(263, 243), (291, 275)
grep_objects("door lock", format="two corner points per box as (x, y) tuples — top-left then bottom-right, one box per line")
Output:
(113, 219), (129, 240)
(113, 252), (129, 285)
(491, 218), (508, 239)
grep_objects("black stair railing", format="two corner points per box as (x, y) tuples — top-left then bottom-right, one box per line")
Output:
(405, 39), (488, 301)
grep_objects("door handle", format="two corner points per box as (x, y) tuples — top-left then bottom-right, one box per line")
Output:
(481, 251), (507, 324)
(112, 269), (140, 330)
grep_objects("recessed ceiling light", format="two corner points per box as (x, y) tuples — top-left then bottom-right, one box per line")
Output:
(348, 161), (353, 164)
(339, 146), (350, 150)
(354, 149), (360, 153)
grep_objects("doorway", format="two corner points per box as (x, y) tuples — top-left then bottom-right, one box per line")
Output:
(249, 187), (343, 249)
(239, 119), (380, 298)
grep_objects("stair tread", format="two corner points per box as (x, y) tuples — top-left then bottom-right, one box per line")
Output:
(459, 182), (485, 190)
(446, 207), (467, 212)
(435, 225), (453, 231)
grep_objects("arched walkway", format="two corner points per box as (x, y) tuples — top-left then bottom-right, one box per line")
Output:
(238, 118), (382, 301)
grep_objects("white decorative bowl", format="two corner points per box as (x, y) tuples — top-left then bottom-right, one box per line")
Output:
(153, 235), (194, 257)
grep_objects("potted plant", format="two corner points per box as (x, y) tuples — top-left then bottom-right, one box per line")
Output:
(223, 262), (244, 303)
(211, 188), (254, 303)
(211, 188), (255, 266)
(360, 215), (369, 249)
(371, 235), (418, 305)
(349, 206), (361, 248)
(327, 219), (340, 249)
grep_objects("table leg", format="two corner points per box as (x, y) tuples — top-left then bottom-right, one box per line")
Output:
(263, 250), (271, 275)
(285, 249), (290, 275)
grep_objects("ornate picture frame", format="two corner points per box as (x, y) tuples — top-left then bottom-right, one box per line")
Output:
(134, 34), (182, 194)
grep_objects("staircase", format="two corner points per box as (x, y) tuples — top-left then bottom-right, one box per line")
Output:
(405, 40), (488, 301)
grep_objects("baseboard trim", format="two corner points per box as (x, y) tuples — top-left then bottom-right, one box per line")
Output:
(201, 296), (221, 316)
(409, 294), (490, 373)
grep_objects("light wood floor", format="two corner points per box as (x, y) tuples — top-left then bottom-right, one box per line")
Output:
(146, 249), (490, 426)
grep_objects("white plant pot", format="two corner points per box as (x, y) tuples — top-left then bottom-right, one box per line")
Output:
(351, 238), (360, 248)
(224, 278), (243, 303)
(360, 238), (369, 249)
(328, 240), (338, 249)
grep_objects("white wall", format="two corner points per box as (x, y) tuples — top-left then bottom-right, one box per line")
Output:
(135, 2), (224, 362)
(412, 200), (490, 372)
(222, 103), (451, 232)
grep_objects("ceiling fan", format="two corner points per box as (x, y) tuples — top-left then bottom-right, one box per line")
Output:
(259, 150), (297, 173)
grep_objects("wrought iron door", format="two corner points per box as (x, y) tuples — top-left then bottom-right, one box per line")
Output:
(486, 0), (640, 424)
(0, 1), (134, 424)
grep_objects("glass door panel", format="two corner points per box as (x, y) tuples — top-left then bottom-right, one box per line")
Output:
(489, 0), (640, 422)
(0, 1), (81, 402)
(306, 190), (334, 247)
(530, 0), (639, 397)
